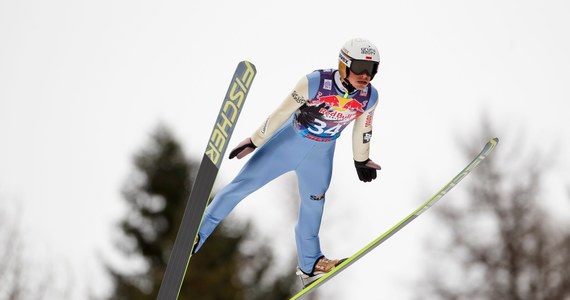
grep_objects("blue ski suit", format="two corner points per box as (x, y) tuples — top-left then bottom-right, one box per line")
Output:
(196, 69), (379, 274)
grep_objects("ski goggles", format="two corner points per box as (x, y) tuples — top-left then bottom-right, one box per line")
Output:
(349, 59), (379, 77)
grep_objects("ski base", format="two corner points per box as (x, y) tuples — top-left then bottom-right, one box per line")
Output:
(157, 61), (256, 300)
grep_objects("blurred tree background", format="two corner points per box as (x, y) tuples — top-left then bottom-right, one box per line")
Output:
(0, 205), (30, 299)
(0, 204), (70, 299)
(3, 120), (569, 300)
(414, 121), (570, 300)
(106, 125), (299, 300)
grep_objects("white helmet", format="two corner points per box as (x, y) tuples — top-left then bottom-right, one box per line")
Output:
(338, 38), (380, 81)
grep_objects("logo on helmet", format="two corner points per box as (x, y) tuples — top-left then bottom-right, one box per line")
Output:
(361, 47), (376, 56)
(339, 52), (350, 64)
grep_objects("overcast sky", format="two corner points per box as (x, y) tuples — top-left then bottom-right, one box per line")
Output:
(1, 0), (570, 299)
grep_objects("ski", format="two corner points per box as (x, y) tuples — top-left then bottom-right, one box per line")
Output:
(157, 61), (257, 300)
(290, 137), (499, 300)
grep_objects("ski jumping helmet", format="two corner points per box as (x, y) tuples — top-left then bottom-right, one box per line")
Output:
(338, 38), (380, 82)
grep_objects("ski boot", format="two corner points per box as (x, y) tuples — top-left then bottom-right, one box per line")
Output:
(192, 235), (200, 254)
(296, 256), (347, 288)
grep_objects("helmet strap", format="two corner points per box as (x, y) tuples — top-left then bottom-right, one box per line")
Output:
(341, 68), (357, 95)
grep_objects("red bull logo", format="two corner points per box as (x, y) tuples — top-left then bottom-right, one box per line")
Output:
(319, 95), (364, 112)
(320, 95), (340, 107)
(342, 99), (364, 112)
(311, 95), (366, 123)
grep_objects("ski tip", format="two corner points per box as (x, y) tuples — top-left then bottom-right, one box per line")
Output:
(485, 137), (499, 151)
(239, 60), (256, 71)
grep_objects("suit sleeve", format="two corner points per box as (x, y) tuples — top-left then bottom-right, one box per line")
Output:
(250, 76), (309, 147)
(352, 99), (378, 162)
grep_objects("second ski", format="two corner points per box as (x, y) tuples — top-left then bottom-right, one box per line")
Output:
(290, 137), (499, 300)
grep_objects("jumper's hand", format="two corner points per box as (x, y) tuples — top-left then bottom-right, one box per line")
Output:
(229, 138), (257, 159)
(354, 159), (381, 182)
(296, 102), (326, 128)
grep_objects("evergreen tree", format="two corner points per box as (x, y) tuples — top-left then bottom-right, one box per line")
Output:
(108, 124), (298, 299)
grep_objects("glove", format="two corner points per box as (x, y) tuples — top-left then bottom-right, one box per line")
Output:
(296, 102), (327, 128)
(354, 159), (381, 182)
(229, 138), (257, 159)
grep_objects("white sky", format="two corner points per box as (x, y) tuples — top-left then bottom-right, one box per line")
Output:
(1, 0), (570, 299)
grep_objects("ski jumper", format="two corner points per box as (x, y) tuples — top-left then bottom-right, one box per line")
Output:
(196, 69), (379, 274)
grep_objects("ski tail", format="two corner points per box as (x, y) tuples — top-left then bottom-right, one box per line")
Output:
(290, 138), (499, 300)
(157, 61), (256, 300)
